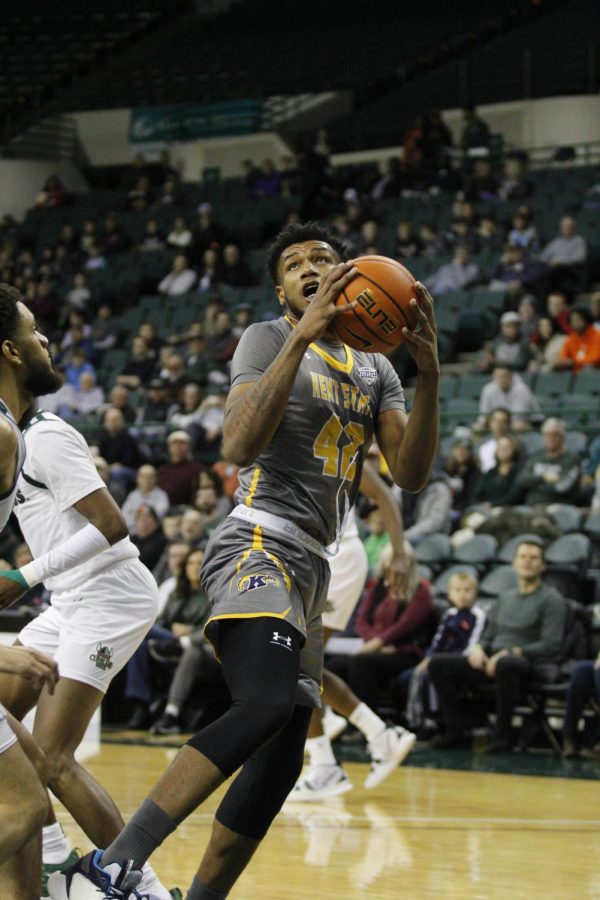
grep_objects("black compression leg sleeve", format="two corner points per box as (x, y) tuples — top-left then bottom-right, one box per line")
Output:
(215, 703), (312, 839)
(187, 618), (302, 776)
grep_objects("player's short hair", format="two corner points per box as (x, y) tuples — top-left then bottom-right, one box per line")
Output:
(0, 284), (22, 345)
(266, 222), (347, 284)
(448, 571), (478, 592)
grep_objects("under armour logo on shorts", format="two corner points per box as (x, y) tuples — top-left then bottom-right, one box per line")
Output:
(270, 631), (292, 650)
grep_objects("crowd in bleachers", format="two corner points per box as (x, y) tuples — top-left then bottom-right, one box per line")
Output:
(1, 135), (599, 754)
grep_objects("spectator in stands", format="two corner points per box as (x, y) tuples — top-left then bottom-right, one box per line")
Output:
(115, 335), (157, 390)
(64, 347), (96, 390)
(169, 383), (203, 431)
(327, 543), (434, 712)
(477, 407), (513, 473)
(231, 303), (253, 340)
(167, 215), (193, 250)
(499, 156), (533, 201)
(182, 333), (211, 387)
(103, 384), (137, 425)
(154, 541), (191, 615)
(476, 365), (540, 432)
(253, 159), (281, 197)
(84, 243), (107, 271)
(138, 377), (173, 425)
(158, 253), (197, 296)
(395, 221), (422, 260)
(207, 310), (238, 369)
(138, 219), (166, 253)
(196, 248), (221, 294)
(474, 215), (503, 253)
(464, 158), (498, 202)
(192, 203), (227, 260)
(137, 321), (162, 359)
(35, 174), (67, 207)
(98, 406), (146, 490)
(581, 435), (600, 507)
(190, 389), (228, 463)
(219, 243), (255, 288)
(402, 463), (453, 545)
(562, 651), (600, 759)
(370, 156), (404, 200)
(27, 277), (61, 330)
(131, 504), (168, 571)
(352, 220), (381, 256)
(546, 290), (572, 334)
(73, 370), (105, 420)
(93, 455), (127, 506)
(193, 476), (230, 535)
(540, 216), (588, 294)
(429, 539), (566, 752)
(517, 295), (539, 343)
(65, 272), (92, 313)
(443, 218), (475, 253)
(553, 306), (600, 373)
(474, 435), (524, 508)
(91, 303), (119, 354)
(212, 453), (240, 501)
(478, 313), (534, 374)
(160, 351), (188, 403)
(426, 245), (481, 295)
(100, 213), (130, 255)
(279, 154), (302, 198)
(80, 219), (97, 256)
(421, 110), (453, 176)
(516, 417), (581, 506)
(157, 430), (204, 506)
(488, 244), (546, 299)
(60, 310), (94, 358)
(122, 465), (170, 533)
(529, 316), (567, 372)
(402, 115), (425, 179)
(419, 223), (445, 258)
(443, 438), (481, 514)
(461, 104), (490, 152)
(154, 176), (180, 208)
(507, 210), (539, 252)
(401, 571), (485, 735)
(127, 176), (153, 211)
(124, 547), (210, 729)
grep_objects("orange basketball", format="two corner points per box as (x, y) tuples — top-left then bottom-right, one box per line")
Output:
(332, 255), (418, 353)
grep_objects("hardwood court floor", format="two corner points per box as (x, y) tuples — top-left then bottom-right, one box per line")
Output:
(56, 742), (600, 900)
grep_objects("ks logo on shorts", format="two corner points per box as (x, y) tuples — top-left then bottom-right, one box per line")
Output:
(357, 365), (378, 386)
(237, 572), (281, 593)
(89, 643), (114, 671)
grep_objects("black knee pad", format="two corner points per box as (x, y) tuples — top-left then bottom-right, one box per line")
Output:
(216, 705), (311, 839)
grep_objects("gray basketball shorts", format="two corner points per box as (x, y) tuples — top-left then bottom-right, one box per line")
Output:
(201, 516), (331, 707)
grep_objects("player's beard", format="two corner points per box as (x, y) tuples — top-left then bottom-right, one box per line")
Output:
(23, 356), (64, 397)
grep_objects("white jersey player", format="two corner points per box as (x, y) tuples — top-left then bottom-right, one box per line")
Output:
(0, 408), (176, 899)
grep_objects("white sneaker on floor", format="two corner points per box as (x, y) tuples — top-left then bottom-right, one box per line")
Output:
(287, 765), (353, 802)
(364, 726), (416, 789)
(322, 707), (348, 741)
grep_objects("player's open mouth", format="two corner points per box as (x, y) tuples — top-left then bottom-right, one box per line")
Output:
(302, 282), (319, 298)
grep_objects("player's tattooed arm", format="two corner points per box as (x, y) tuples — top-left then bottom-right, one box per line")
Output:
(223, 328), (312, 466)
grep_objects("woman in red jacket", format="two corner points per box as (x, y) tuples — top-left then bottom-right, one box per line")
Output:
(327, 545), (435, 711)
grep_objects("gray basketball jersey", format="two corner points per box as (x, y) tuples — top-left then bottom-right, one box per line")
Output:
(0, 398), (26, 531)
(231, 317), (405, 546)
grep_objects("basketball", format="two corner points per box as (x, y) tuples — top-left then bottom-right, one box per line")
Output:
(332, 255), (418, 353)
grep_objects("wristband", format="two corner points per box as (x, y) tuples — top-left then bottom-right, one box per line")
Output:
(0, 569), (29, 590)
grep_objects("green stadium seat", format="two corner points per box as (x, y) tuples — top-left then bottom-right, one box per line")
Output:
(574, 369), (600, 396)
(456, 373), (488, 400)
(534, 371), (573, 396)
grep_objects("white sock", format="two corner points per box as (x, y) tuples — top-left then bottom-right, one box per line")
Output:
(349, 702), (386, 744)
(180, 635), (192, 650)
(306, 735), (337, 768)
(42, 823), (72, 864)
(137, 862), (171, 900)
(164, 702), (180, 717)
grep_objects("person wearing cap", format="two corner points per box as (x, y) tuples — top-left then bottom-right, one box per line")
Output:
(477, 311), (533, 373)
(553, 306), (600, 373)
(156, 431), (204, 506)
(476, 365), (541, 432)
(138, 379), (173, 425)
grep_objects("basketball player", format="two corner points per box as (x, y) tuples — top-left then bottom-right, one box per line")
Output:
(290, 459), (416, 801)
(0, 348), (177, 895)
(49, 221), (439, 900)
(0, 284), (62, 899)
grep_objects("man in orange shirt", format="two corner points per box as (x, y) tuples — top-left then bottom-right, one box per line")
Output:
(554, 307), (600, 373)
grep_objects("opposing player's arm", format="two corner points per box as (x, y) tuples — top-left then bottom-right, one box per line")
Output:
(359, 461), (408, 596)
(376, 283), (440, 493)
(0, 419), (18, 495)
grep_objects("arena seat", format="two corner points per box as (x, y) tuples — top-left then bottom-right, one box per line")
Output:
(479, 564), (519, 597)
(546, 504), (583, 535)
(415, 533), (453, 572)
(452, 535), (498, 571)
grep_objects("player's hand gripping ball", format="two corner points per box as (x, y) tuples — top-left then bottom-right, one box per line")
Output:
(332, 255), (418, 353)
